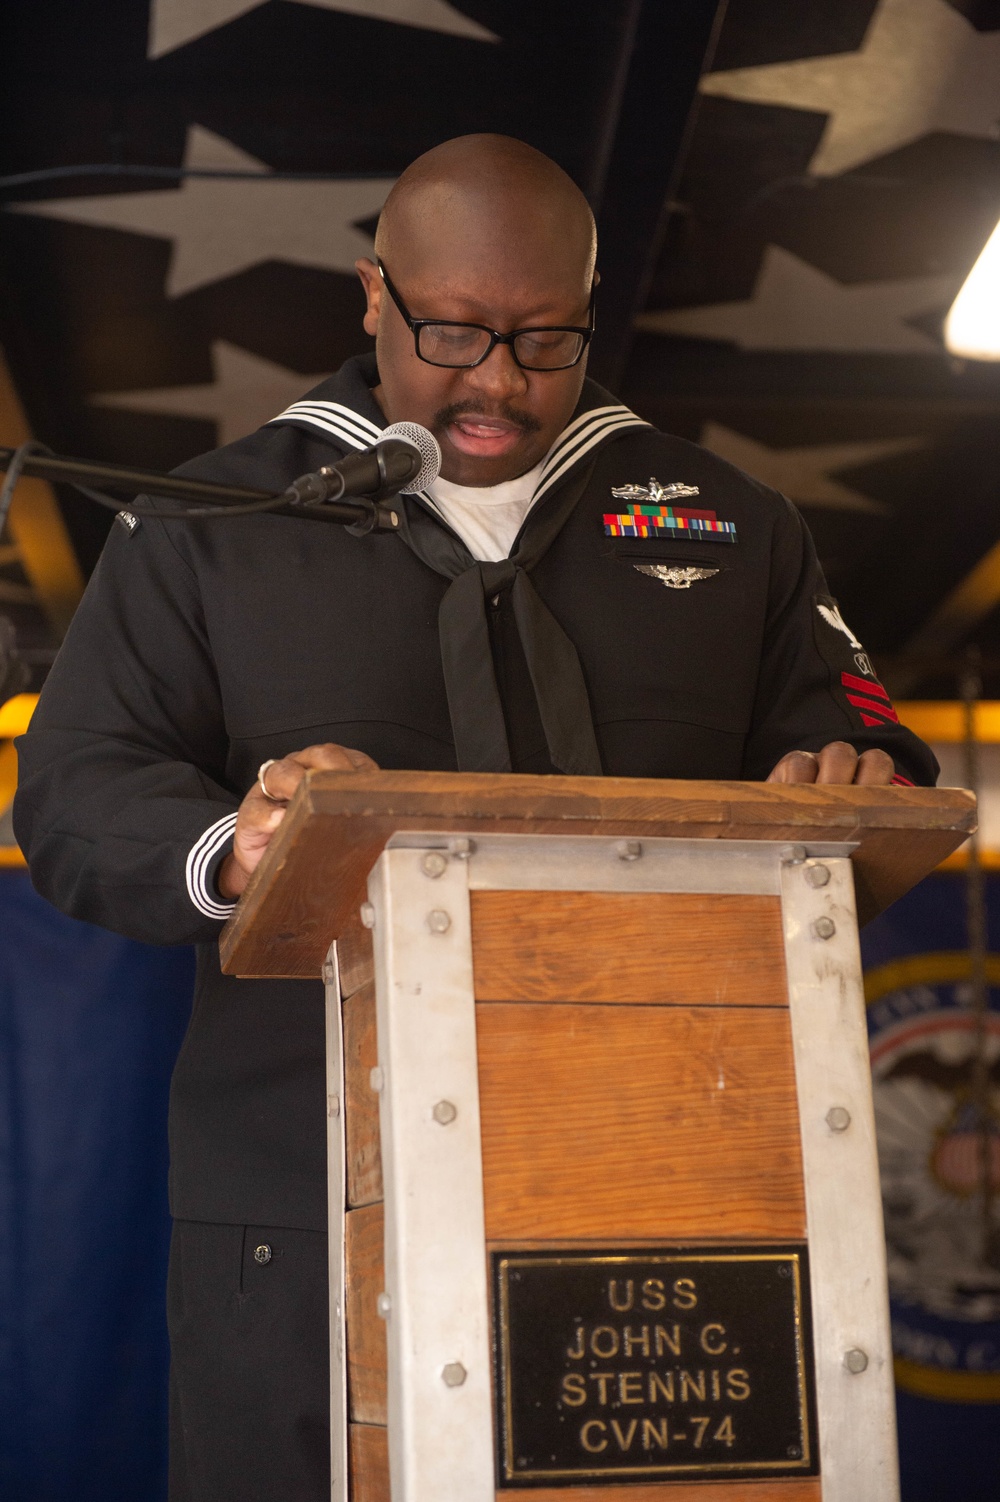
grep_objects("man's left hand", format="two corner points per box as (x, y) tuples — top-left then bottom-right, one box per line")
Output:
(766, 740), (895, 785)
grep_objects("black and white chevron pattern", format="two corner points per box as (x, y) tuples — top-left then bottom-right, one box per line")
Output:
(185, 811), (239, 921)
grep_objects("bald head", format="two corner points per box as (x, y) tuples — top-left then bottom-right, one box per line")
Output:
(376, 135), (596, 290)
(357, 135), (597, 486)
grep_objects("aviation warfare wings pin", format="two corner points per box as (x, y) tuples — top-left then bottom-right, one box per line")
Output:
(633, 564), (719, 590)
(604, 478), (737, 543)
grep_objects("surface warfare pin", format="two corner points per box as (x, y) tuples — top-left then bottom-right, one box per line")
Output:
(603, 478), (737, 544)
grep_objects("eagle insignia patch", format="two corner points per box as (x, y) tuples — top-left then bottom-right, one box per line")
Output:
(816, 601), (863, 649)
(633, 564), (719, 590)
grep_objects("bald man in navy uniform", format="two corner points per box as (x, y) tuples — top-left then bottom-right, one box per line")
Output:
(14, 135), (936, 1500)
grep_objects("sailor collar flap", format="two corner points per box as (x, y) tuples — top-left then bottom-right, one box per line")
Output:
(265, 355), (651, 779)
(266, 353), (650, 510)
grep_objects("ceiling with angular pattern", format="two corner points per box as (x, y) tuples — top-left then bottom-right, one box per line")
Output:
(2, 0), (1000, 697)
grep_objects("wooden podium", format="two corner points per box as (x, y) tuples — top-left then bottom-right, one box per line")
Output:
(220, 772), (974, 1502)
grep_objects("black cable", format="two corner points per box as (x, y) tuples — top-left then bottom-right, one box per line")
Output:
(0, 445), (279, 504)
(0, 163), (384, 195)
(0, 443), (298, 520)
(669, 169), (979, 227)
(0, 448), (293, 522)
(70, 481), (298, 520)
(0, 444), (379, 526)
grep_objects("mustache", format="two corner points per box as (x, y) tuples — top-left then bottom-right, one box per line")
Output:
(433, 401), (542, 436)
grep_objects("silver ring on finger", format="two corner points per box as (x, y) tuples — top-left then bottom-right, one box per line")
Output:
(257, 759), (284, 802)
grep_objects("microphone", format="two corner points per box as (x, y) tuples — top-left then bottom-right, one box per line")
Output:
(284, 422), (441, 508)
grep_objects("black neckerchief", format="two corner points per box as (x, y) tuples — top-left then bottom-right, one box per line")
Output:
(268, 354), (649, 774)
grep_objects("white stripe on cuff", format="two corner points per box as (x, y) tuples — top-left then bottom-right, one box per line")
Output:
(185, 812), (239, 921)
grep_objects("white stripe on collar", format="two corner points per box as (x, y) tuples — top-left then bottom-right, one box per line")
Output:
(268, 395), (648, 496)
(538, 403), (647, 483)
(534, 406), (648, 504)
(267, 399), (383, 450)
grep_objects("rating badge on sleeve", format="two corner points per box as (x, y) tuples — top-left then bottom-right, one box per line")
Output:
(603, 478), (737, 543)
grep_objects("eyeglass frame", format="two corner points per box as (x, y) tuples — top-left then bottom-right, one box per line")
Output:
(376, 258), (595, 371)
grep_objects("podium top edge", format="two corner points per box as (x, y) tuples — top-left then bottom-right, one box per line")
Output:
(218, 773), (975, 975)
(295, 769), (976, 833)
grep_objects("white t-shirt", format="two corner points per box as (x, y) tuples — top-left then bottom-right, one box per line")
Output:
(423, 457), (547, 562)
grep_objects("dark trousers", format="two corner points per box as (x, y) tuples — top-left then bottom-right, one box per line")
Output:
(168, 1220), (330, 1501)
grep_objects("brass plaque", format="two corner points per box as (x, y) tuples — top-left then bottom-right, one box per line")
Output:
(493, 1246), (817, 1487)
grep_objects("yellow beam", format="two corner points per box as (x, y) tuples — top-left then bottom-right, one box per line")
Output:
(894, 1356), (1000, 1405)
(0, 347), (85, 638)
(1, 694), (997, 868)
(0, 739), (24, 865)
(896, 701), (1000, 745)
(0, 738), (18, 806)
(0, 692), (36, 865)
(893, 541), (1000, 698)
(0, 691), (37, 738)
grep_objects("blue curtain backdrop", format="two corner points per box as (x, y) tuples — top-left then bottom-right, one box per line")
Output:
(0, 870), (193, 1502)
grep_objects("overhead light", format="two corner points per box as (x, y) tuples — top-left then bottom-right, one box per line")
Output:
(944, 217), (1000, 360)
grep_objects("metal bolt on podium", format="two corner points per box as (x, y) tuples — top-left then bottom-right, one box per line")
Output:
(427, 908), (452, 933)
(433, 1100), (458, 1125)
(806, 863), (831, 887)
(826, 1107), (851, 1132)
(442, 1363), (467, 1387)
(812, 916), (836, 940)
(422, 852), (448, 879)
(844, 1349), (869, 1374)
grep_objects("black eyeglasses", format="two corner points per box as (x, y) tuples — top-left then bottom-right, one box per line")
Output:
(377, 259), (594, 372)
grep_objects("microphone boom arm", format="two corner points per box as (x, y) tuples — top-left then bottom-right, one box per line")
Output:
(0, 444), (403, 529)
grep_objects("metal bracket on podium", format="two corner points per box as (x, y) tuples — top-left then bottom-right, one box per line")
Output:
(781, 852), (900, 1501)
(368, 847), (494, 1502)
(324, 943), (349, 1502)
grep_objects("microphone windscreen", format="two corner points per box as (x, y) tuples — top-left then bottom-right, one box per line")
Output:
(382, 422), (441, 492)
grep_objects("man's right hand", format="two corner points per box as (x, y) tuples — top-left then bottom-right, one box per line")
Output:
(217, 743), (379, 901)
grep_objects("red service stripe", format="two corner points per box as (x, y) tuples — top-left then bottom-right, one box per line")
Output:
(891, 774), (915, 787)
(846, 692), (900, 723)
(841, 670), (890, 701)
(860, 713), (884, 728)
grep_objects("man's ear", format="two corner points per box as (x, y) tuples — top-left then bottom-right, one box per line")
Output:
(355, 258), (381, 337)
